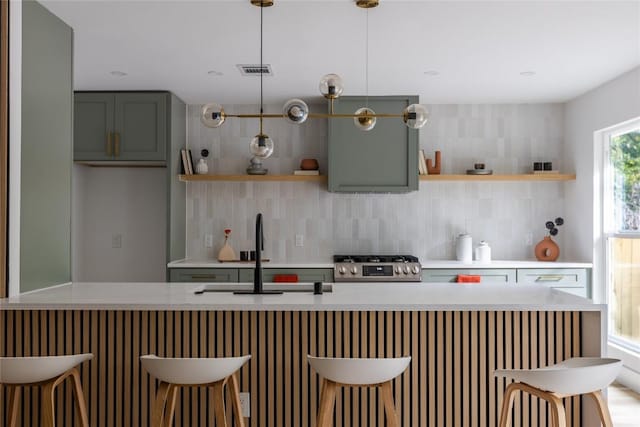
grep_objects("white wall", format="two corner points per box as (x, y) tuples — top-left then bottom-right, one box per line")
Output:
(72, 166), (167, 282)
(564, 67), (640, 303)
(187, 103), (568, 262)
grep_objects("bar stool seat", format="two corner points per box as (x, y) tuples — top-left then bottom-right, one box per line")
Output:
(141, 354), (250, 427)
(0, 353), (93, 427)
(308, 356), (411, 427)
(494, 357), (622, 427)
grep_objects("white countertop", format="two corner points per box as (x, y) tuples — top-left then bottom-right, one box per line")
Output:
(167, 259), (592, 269)
(0, 282), (602, 311)
(420, 260), (593, 269)
(167, 260), (334, 268)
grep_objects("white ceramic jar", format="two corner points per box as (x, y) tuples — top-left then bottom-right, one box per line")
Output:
(456, 234), (473, 263)
(475, 241), (492, 263)
(196, 158), (209, 174)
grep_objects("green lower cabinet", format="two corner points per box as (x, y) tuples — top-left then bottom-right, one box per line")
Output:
(516, 268), (590, 298)
(169, 268), (238, 283)
(238, 268), (334, 283)
(422, 269), (516, 283)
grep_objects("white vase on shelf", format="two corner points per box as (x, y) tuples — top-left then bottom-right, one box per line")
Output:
(196, 159), (209, 174)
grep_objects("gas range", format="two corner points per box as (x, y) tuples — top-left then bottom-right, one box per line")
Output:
(333, 255), (422, 282)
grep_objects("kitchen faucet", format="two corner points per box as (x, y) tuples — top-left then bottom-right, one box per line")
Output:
(235, 213), (282, 295)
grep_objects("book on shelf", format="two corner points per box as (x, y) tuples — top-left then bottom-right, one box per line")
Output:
(180, 149), (191, 175)
(418, 149), (428, 175)
(186, 149), (195, 175)
(532, 170), (559, 174)
(293, 170), (320, 175)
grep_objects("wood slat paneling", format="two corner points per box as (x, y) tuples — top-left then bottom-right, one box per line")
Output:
(1, 310), (582, 426)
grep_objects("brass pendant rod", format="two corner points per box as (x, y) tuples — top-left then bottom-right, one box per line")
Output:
(225, 113), (403, 119)
(259, 1), (264, 134)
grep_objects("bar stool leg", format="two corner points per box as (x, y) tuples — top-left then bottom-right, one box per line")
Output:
(212, 380), (228, 427)
(380, 380), (399, 427)
(42, 379), (57, 427)
(228, 372), (245, 427)
(498, 383), (519, 427)
(152, 381), (171, 427)
(163, 384), (178, 427)
(7, 385), (21, 427)
(69, 367), (90, 427)
(588, 390), (614, 427)
(548, 394), (567, 427)
(316, 379), (337, 427)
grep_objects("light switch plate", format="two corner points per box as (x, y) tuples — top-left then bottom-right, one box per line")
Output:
(295, 234), (304, 247)
(205, 234), (214, 248)
(112, 234), (122, 248)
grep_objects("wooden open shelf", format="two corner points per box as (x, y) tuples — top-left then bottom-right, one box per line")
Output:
(179, 173), (575, 183)
(179, 174), (327, 182)
(419, 173), (576, 182)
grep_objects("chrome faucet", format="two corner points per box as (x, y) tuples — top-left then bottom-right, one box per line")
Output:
(235, 213), (281, 295)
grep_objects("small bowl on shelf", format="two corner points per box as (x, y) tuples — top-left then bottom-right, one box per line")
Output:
(300, 158), (319, 171)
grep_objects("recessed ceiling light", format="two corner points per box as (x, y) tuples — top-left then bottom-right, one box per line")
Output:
(109, 71), (127, 77)
(423, 70), (440, 76)
(207, 70), (224, 76)
(520, 71), (536, 76)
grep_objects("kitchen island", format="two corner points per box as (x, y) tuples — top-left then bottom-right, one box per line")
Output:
(0, 282), (604, 427)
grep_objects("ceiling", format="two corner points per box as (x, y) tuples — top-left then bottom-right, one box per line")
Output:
(42, 0), (640, 105)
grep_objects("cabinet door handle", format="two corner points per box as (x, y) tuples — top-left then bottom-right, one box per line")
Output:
(535, 275), (563, 282)
(106, 132), (113, 156)
(114, 132), (120, 157)
(189, 274), (217, 280)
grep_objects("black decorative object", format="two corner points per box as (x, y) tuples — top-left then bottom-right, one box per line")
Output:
(201, 149), (209, 158)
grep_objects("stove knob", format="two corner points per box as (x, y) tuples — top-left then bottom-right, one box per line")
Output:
(350, 266), (358, 275)
(403, 266), (410, 274)
(412, 265), (420, 275)
(394, 266), (402, 275)
(338, 266), (346, 275)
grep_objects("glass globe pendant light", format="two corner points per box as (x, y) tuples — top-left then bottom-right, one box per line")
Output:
(200, 103), (226, 128)
(402, 104), (429, 129)
(354, 107), (376, 131)
(283, 98), (309, 124)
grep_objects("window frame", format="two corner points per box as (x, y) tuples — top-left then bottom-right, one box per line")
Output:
(602, 119), (640, 353)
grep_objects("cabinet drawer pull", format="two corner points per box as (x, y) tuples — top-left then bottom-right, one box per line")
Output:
(114, 132), (120, 157)
(535, 275), (564, 282)
(189, 274), (217, 279)
(106, 132), (113, 156)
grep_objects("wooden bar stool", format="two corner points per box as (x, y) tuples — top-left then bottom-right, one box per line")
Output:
(0, 353), (93, 427)
(495, 357), (622, 427)
(140, 354), (250, 427)
(308, 355), (411, 427)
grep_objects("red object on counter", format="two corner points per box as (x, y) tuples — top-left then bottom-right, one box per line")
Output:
(456, 274), (481, 283)
(273, 274), (298, 283)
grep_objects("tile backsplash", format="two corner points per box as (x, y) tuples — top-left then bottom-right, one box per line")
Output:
(186, 103), (566, 262)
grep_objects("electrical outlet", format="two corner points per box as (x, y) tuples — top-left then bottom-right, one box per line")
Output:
(112, 234), (122, 248)
(525, 232), (533, 245)
(239, 392), (250, 417)
(204, 234), (214, 248)
(295, 234), (304, 247)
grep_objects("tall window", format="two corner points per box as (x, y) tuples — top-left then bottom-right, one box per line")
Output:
(605, 120), (640, 351)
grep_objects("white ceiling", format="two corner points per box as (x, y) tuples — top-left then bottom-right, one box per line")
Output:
(42, 0), (640, 105)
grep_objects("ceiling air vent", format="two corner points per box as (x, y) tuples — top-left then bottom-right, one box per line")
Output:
(237, 64), (273, 76)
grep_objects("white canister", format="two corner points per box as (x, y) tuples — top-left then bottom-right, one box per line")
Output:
(456, 234), (473, 263)
(475, 241), (492, 263)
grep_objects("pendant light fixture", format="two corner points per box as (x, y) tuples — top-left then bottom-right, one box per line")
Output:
(353, 6), (376, 131)
(200, 0), (429, 149)
(248, 0), (274, 159)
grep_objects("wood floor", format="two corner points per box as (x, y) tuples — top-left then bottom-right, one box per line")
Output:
(609, 383), (640, 427)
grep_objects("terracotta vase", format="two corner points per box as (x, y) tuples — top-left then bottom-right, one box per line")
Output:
(535, 236), (559, 261)
(300, 158), (319, 170)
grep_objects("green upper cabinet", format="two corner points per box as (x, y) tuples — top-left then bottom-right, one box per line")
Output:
(74, 92), (167, 162)
(328, 95), (419, 193)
